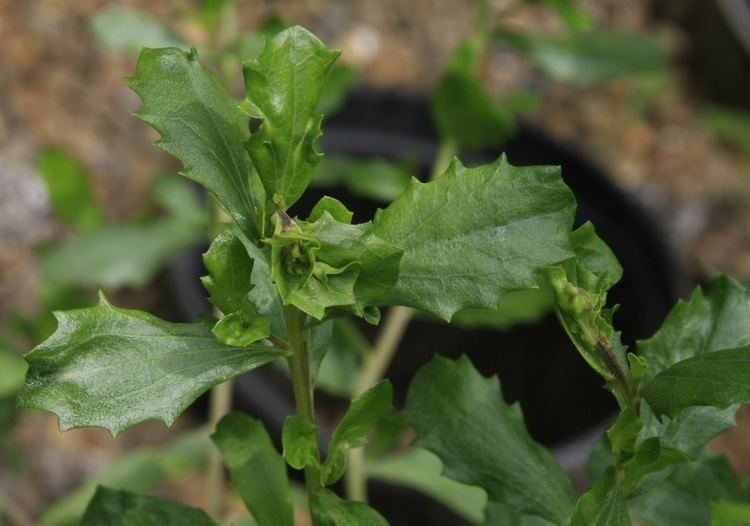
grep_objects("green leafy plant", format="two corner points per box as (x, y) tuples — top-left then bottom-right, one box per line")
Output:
(15, 19), (750, 526)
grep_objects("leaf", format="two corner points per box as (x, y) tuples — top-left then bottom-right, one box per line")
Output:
(537, 0), (592, 32)
(91, 6), (186, 53)
(38, 217), (206, 290)
(712, 500), (750, 526)
(484, 502), (556, 525)
(642, 347), (750, 418)
(39, 428), (212, 526)
(309, 489), (388, 526)
(313, 156), (413, 203)
(448, 285), (554, 331)
(282, 415), (320, 470)
(242, 26), (339, 210)
(36, 149), (103, 231)
(322, 380), (392, 485)
(212, 412), (294, 526)
(620, 437), (689, 494)
(309, 196), (354, 224)
(404, 355), (575, 524)
(201, 230), (255, 316)
(268, 212), (402, 320)
(0, 347), (27, 398)
(367, 448), (487, 524)
(211, 311), (270, 346)
(606, 408), (642, 457)
(373, 155), (575, 321)
(498, 30), (667, 87)
(629, 453), (750, 526)
(432, 42), (515, 149)
(17, 294), (286, 435)
(639, 275), (750, 380)
(318, 63), (356, 114)
(127, 47), (266, 240)
(570, 468), (629, 526)
(80, 486), (217, 526)
(316, 319), (367, 397)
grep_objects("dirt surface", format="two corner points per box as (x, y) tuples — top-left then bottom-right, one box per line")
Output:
(2, 0), (750, 520)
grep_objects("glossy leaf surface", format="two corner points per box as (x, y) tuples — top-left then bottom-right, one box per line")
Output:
(310, 489), (388, 526)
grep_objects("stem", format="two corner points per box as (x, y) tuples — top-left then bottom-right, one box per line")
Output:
(283, 304), (321, 497)
(206, 379), (232, 516)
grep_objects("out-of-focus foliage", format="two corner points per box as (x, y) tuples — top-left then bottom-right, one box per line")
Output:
(91, 6), (186, 53)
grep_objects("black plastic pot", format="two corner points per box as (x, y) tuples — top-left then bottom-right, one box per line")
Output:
(167, 91), (686, 525)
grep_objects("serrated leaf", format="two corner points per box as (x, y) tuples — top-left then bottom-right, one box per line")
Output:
(91, 7), (186, 53)
(639, 275), (750, 379)
(322, 380), (392, 485)
(712, 500), (750, 526)
(127, 47), (265, 240)
(36, 149), (103, 231)
(404, 355), (575, 524)
(80, 486), (217, 526)
(309, 489), (388, 526)
(309, 196), (353, 224)
(212, 412), (294, 526)
(242, 26), (339, 210)
(0, 347), (27, 398)
(570, 468), (629, 526)
(282, 415), (319, 470)
(629, 453), (750, 526)
(373, 155), (575, 321)
(201, 230), (255, 316)
(18, 294), (285, 435)
(498, 30), (667, 87)
(642, 347), (750, 418)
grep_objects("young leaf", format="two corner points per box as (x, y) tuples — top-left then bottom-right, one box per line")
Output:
(309, 489), (388, 526)
(570, 468), (629, 526)
(629, 453), (750, 526)
(212, 412), (294, 526)
(404, 355), (575, 524)
(620, 437), (689, 494)
(91, 7), (185, 53)
(201, 230), (255, 316)
(373, 155), (575, 321)
(642, 347), (750, 418)
(211, 311), (270, 346)
(80, 486), (217, 526)
(322, 380), (392, 485)
(127, 47), (266, 241)
(498, 31), (667, 87)
(242, 26), (340, 210)
(17, 294), (286, 435)
(606, 407), (642, 457)
(36, 149), (103, 231)
(309, 196), (354, 224)
(638, 275), (750, 380)
(282, 415), (320, 470)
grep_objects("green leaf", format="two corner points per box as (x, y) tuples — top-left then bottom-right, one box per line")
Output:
(322, 380), (392, 485)
(91, 7), (186, 53)
(712, 500), (750, 526)
(606, 408), (642, 457)
(313, 155), (413, 203)
(642, 347), (750, 418)
(570, 468), (629, 526)
(449, 285), (554, 331)
(282, 415), (320, 470)
(242, 26), (339, 210)
(620, 437), (689, 494)
(39, 428), (212, 526)
(484, 502), (556, 525)
(373, 155), (575, 321)
(538, 0), (593, 32)
(367, 448), (487, 524)
(268, 212), (402, 320)
(39, 217), (206, 290)
(431, 42), (514, 148)
(309, 489), (388, 526)
(318, 63), (356, 114)
(212, 412), (294, 526)
(404, 355), (575, 524)
(498, 30), (667, 87)
(80, 486), (217, 525)
(309, 196), (354, 224)
(127, 47), (266, 240)
(0, 347), (27, 398)
(201, 230), (255, 316)
(639, 275), (750, 380)
(36, 149), (103, 231)
(211, 311), (270, 346)
(629, 453), (750, 526)
(18, 294), (286, 435)
(316, 318), (367, 397)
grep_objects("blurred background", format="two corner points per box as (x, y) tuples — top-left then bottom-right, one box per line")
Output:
(3, 0), (750, 524)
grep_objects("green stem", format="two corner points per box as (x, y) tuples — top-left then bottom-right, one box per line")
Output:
(283, 304), (321, 499)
